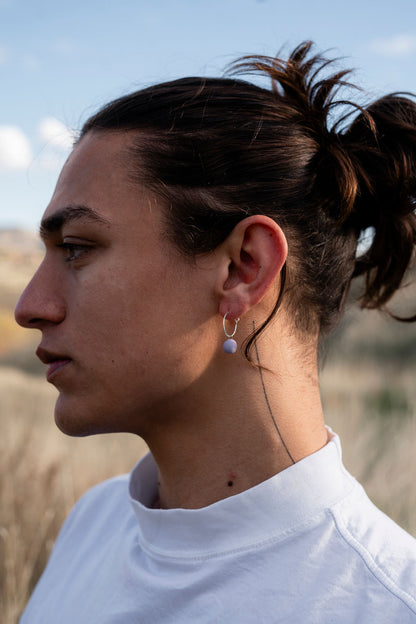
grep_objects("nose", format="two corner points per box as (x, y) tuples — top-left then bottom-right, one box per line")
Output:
(14, 260), (66, 329)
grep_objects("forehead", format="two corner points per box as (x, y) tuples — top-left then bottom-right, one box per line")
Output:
(42, 131), (143, 225)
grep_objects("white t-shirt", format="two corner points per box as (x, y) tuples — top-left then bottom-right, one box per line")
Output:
(21, 433), (416, 623)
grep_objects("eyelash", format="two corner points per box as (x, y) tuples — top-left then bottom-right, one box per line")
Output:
(58, 243), (91, 262)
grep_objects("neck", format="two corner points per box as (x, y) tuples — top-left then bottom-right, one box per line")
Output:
(140, 331), (328, 510)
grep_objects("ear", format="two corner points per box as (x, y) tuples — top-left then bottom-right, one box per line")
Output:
(216, 215), (288, 319)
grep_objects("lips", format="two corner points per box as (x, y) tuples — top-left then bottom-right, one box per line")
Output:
(36, 346), (72, 381)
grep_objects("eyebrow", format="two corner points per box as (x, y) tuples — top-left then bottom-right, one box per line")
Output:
(39, 205), (111, 240)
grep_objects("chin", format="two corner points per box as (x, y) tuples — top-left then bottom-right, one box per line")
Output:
(54, 396), (105, 437)
(54, 411), (95, 437)
(53, 393), (134, 437)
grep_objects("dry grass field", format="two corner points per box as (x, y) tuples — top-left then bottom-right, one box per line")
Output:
(1, 230), (416, 623)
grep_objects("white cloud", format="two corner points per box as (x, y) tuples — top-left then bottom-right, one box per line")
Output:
(35, 117), (74, 170)
(370, 34), (416, 57)
(0, 119), (74, 173)
(38, 117), (75, 151)
(0, 126), (32, 170)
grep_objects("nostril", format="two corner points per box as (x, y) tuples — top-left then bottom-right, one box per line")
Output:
(28, 317), (45, 325)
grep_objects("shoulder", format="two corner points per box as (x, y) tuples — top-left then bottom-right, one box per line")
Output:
(56, 473), (131, 545)
(71, 473), (130, 515)
(331, 483), (416, 614)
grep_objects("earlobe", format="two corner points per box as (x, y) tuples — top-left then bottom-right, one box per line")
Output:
(217, 215), (287, 319)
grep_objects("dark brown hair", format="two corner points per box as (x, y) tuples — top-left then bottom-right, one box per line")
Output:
(81, 41), (416, 357)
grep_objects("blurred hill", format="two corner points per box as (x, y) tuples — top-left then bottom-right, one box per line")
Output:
(0, 229), (42, 300)
(323, 268), (416, 368)
(0, 229), (43, 372)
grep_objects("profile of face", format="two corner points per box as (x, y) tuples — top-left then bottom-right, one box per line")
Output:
(15, 132), (220, 437)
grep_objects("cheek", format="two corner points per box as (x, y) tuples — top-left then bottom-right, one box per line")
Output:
(67, 253), (216, 392)
(69, 266), (174, 370)
(72, 262), (151, 332)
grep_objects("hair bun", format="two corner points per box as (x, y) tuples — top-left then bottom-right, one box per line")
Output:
(231, 43), (416, 317)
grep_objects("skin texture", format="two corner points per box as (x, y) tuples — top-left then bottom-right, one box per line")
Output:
(15, 131), (328, 509)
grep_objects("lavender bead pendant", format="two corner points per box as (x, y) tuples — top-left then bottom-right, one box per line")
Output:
(222, 313), (240, 354)
(223, 338), (238, 354)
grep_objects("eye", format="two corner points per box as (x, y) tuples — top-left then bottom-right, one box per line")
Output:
(58, 242), (92, 262)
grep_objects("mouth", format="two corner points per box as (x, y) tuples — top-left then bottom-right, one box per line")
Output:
(36, 347), (72, 382)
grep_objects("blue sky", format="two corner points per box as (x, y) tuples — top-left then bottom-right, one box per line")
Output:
(1, 0), (416, 229)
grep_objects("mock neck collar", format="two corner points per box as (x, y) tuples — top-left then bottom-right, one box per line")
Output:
(128, 432), (357, 560)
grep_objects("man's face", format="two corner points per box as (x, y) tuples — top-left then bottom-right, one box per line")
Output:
(15, 132), (218, 437)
